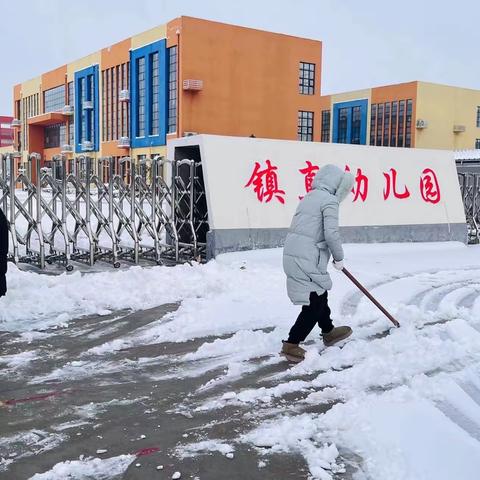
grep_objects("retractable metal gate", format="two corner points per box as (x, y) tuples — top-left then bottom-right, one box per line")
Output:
(0, 153), (208, 270)
(458, 172), (480, 244)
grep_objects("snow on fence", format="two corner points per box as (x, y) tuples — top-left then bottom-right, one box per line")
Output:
(0, 153), (208, 270)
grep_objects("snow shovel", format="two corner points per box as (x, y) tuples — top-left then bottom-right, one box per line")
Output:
(341, 267), (400, 328)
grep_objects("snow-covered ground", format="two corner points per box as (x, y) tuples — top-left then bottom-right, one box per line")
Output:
(2, 241), (480, 479)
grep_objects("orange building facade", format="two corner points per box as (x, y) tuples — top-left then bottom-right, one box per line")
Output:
(11, 16), (323, 174)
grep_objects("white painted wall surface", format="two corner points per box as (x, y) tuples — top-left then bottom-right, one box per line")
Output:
(169, 135), (465, 230)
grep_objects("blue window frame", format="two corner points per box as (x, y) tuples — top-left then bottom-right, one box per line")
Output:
(74, 65), (99, 153)
(130, 40), (167, 148)
(332, 99), (368, 145)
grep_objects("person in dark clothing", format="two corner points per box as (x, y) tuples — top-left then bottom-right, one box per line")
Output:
(0, 208), (8, 297)
(285, 291), (334, 345)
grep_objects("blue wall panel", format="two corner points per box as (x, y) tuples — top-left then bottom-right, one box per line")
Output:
(74, 65), (99, 153)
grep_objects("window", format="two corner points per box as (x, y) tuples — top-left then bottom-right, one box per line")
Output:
(297, 111), (314, 141)
(370, 104), (377, 145)
(103, 62), (129, 142)
(477, 106), (480, 128)
(397, 100), (405, 147)
(390, 101), (397, 147)
(21, 93), (39, 150)
(137, 56), (146, 137)
(370, 99), (411, 148)
(321, 110), (330, 142)
(68, 81), (74, 146)
(299, 62), (315, 95)
(75, 65), (99, 151)
(44, 85), (65, 113)
(336, 108), (348, 143)
(112, 66), (117, 141)
(168, 46), (177, 134)
(476, 139), (480, 149)
(101, 70), (106, 141)
(130, 40), (167, 147)
(351, 106), (361, 144)
(89, 76), (95, 143)
(376, 104), (383, 146)
(383, 103), (390, 146)
(150, 52), (159, 136)
(333, 100), (367, 145)
(44, 123), (66, 149)
(122, 63), (129, 138)
(79, 78), (86, 144)
(405, 99), (413, 147)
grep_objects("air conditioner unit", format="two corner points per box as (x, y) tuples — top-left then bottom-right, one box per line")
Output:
(453, 124), (466, 133)
(81, 140), (94, 151)
(183, 131), (198, 137)
(62, 105), (74, 115)
(119, 90), (130, 102)
(83, 100), (93, 110)
(182, 79), (203, 91)
(10, 119), (21, 128)
(118, 136), (130, 148)
(416, 119), (428, 129)
(61, 144), (73, 153)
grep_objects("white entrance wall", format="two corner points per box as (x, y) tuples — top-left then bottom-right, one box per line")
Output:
(168, 135), (466, 257)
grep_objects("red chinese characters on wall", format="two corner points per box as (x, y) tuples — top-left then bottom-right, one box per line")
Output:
(245, 160), (441, 206)
(420, 168), (441, 204)
(383, 168), (410, 200)
(244, 159), (286, 204)
(345, 165), (369, 202)
(298, 161), (319, 200)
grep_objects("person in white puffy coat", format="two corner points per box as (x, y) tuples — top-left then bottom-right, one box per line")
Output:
(281, 164), (354, 362)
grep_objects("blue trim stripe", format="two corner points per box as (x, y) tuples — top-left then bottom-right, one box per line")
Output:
(130, 39), (167, 148)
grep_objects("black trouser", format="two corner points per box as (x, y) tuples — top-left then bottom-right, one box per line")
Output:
(287, 291), (334, 344)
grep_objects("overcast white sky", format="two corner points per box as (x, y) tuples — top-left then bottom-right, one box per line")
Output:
(1, 0), (479, 114)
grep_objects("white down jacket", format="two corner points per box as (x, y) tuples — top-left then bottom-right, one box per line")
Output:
(283, 164), (354, 305)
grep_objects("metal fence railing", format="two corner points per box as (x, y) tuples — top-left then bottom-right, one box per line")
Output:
(458, 172), (480, 244)
(0, 153), (207, 270)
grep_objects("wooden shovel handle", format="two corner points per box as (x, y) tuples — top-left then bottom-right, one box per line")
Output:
(342, 267), (400, 328)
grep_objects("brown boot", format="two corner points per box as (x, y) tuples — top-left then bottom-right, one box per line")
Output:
(281, 341), (306, 363)
(323, 326), (352, 347)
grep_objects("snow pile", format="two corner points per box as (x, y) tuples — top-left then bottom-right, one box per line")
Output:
(3, 242), (480, 479)
(0, 259), (278, 333)
(29, 454), (135, 479)
(176, 439), (234, 458)
(244, 414), (343, 480)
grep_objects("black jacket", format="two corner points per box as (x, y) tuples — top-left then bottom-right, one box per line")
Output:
(0, 208), (8, 297)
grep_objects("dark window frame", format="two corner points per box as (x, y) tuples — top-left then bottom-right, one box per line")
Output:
(297, 110), (314, 141)
(321, 110), (330, 142)
(299, 61), (315, 95)
(370, 104), (377, 145)
(351, 106), (361, 144)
